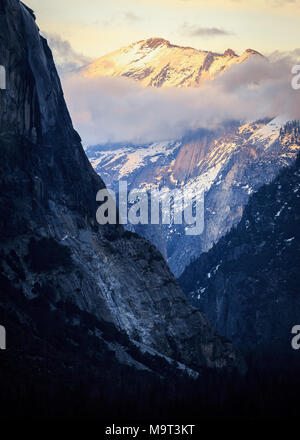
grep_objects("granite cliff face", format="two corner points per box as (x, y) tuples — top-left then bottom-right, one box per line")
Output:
(179, 141), (300, 362)
(0, 0), (244, 377)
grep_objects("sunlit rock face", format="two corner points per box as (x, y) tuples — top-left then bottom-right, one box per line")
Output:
(0, 0), (245, 374)
(83, 37), (262, 88)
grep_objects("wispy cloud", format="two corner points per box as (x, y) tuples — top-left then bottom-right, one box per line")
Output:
(97, 10), (142, 27)
(42, 32), (93, 73)
(123, 11), (141, 23)
(182, 23), (233, 38)
(271, 0), (298, 6)
(149, 0), (300, 8)
(268, 48), (300, 63)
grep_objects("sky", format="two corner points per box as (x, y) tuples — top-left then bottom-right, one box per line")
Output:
(26, 0), (300, 59)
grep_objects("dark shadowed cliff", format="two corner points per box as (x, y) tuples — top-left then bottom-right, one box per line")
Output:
(0, 0), (244, 400)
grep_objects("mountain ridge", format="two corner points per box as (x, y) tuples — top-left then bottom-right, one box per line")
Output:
(83, 37), (263, 88)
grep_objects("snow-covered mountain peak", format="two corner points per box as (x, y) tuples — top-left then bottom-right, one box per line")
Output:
(139, 37), (172, 49)
(83, 38), (263, 88)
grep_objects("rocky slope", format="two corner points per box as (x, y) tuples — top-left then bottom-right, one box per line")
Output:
(0, 0), (244, 382)
(179, 140), (300, 362)
(87, 117), (300, 276)
(83, 37), (262, 88)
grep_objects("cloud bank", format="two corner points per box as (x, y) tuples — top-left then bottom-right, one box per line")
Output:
(61, 53), (300, 146)
(42, 32), (93, 73)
